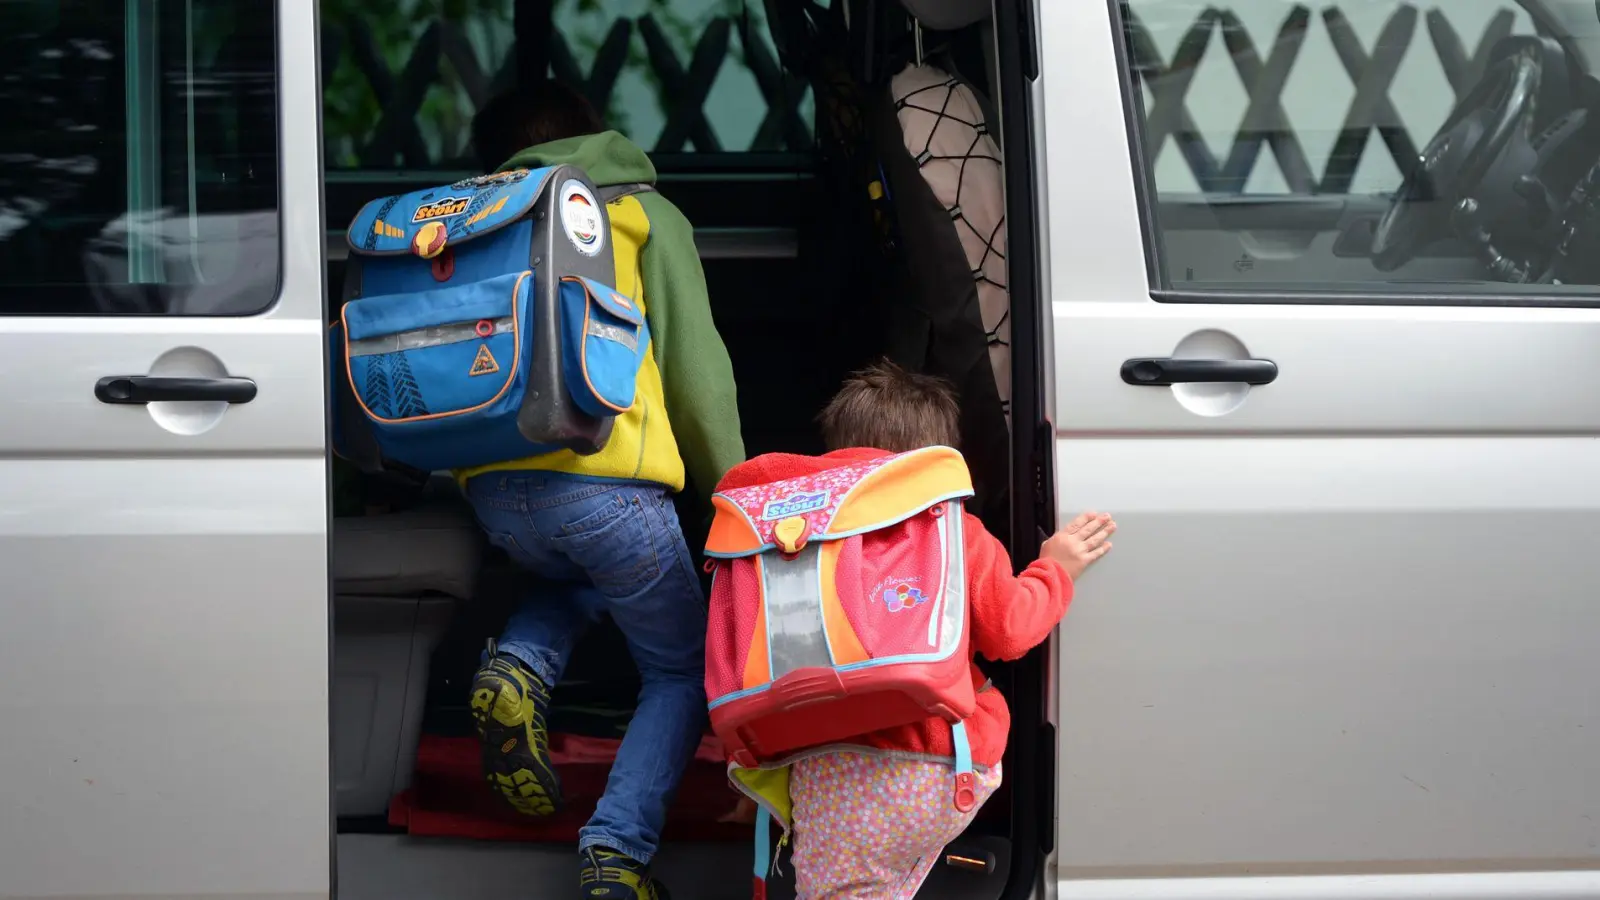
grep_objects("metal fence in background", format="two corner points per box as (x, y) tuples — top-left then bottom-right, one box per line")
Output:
(322, 2), (1520, 184)
(321, 10), (812, 169)
(1128, 3), (1524, 193)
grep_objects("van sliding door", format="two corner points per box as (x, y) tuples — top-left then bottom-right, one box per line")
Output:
(1042, 1), (1600, 897)
(0, 3), (330, 897)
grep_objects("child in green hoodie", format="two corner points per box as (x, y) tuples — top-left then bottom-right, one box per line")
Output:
(460, 81), (744, 900)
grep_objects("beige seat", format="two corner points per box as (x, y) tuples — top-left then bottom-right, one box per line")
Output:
(332, 481), (484, 818)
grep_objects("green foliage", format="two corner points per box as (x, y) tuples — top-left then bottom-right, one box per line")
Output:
(323, 0), (515, 168)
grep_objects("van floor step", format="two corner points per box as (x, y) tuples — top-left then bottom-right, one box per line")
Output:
(336, 836), (750, 900)
(336, 833), (1012, 900)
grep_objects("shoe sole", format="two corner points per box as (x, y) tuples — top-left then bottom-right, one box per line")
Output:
(469, 670), (562, 817)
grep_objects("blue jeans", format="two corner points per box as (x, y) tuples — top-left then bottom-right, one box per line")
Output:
(463, 471), (709, 864)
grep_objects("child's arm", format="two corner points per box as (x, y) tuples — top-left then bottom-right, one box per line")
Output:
(968, 512), (1114, 661)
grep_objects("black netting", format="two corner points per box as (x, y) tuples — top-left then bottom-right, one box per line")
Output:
(894, 74), (1008, 352)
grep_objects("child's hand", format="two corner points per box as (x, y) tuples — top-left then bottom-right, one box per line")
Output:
(718, 794), (758, 825)
(1042, 511), (1115, 581)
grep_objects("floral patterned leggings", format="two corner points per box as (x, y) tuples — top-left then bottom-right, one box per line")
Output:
(789, 752), (1002, 900)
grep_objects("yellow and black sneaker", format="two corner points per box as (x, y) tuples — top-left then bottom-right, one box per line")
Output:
(468, 647), (561, 817)
(580, 847), (670, 900)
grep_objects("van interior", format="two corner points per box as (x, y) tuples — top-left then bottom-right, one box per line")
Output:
(322, 1), (1051, 898)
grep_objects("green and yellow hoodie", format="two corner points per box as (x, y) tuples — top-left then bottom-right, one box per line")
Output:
(454, 131), (745, 506)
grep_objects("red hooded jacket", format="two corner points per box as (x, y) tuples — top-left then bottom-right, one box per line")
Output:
(713, 448), (1074, 767)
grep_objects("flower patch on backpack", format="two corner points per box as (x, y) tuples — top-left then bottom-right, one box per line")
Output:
(876, 577), (929, 613)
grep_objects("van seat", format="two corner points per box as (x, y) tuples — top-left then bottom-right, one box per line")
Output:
(333, 494), (483, 598)
(333, 483), (486, 819)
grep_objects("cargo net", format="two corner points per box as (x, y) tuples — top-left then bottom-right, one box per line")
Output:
(895, 74), (1010, 416)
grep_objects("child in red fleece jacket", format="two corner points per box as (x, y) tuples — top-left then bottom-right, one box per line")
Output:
(715, 360), (1114, 900)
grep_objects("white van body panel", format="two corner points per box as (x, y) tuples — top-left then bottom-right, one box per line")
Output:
(0, 3), (330, 898)
(1039, 1), (1600, 897)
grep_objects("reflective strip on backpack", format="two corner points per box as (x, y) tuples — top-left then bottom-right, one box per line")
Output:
(761, 543), (833, 678)
(347, 316), (514, 356)
(931, 504), (966, 654)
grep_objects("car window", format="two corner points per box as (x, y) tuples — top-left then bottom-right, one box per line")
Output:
(321, 0), (812, 171)
(0, 0), (280, 316)
(1117, 0), (1600, 300)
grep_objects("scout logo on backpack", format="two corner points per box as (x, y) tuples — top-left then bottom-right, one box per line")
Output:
(330, 165), (651, 474)
(703, 446), (981, 810)
(411, 196), (470, 222)
(761, 489), (829, 520)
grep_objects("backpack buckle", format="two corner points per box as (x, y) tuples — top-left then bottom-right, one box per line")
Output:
(431, 246), (456, 282)
(951, 720), (976, 812)
(953, 771), (977, 813)
(773, 516), (809, 554)
(412, 220), (448, 259)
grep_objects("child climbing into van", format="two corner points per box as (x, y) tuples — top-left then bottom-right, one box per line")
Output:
(460, 80), (744, 900)
(710, 360), (1114, 900)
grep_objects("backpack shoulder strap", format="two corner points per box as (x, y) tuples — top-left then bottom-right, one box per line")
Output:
(599, 182), (656, 203)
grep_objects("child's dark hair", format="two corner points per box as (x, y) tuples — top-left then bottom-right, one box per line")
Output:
(471, 81), (606, 173)
(819, 360), (961, 452)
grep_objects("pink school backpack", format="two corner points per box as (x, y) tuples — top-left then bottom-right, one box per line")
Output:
(703, 446), (983, 813)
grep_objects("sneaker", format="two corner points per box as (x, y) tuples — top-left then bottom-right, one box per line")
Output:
(580, 847), (670, 900)
(468, 649), (561, 816)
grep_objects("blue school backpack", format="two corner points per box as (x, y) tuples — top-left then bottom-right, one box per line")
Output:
(331, 166), (654, 473)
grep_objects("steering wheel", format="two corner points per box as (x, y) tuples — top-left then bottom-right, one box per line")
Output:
(1370, 48), (1542, 272)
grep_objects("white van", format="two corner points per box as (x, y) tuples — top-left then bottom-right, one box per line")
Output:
(4, 0), (1600, 898)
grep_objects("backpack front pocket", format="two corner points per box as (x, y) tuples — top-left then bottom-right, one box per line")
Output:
(342, 270), (531, 424)
(557, 275), (650, 418)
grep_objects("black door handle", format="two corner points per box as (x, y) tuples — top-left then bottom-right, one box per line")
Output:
(95, 375), (257, 405)
(1121, 358), (1278, 386)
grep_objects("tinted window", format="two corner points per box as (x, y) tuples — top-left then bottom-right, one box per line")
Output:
(321, 0), (811, 171)
(1118, 0), (1600, 300)
(0, 0), (279, 316)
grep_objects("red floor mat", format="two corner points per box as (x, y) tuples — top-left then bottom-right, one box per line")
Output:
(389, 733), (754, 843)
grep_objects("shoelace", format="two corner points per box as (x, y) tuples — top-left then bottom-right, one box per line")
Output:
(582, 849), (658, 899)
(522, 670), (551, 753)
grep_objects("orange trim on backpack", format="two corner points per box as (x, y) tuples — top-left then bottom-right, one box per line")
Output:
(827, 447), (973, 537)
(818, 541), (869, 665)
(708, 494), (764, 556)
(743, 555), (771, 690)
